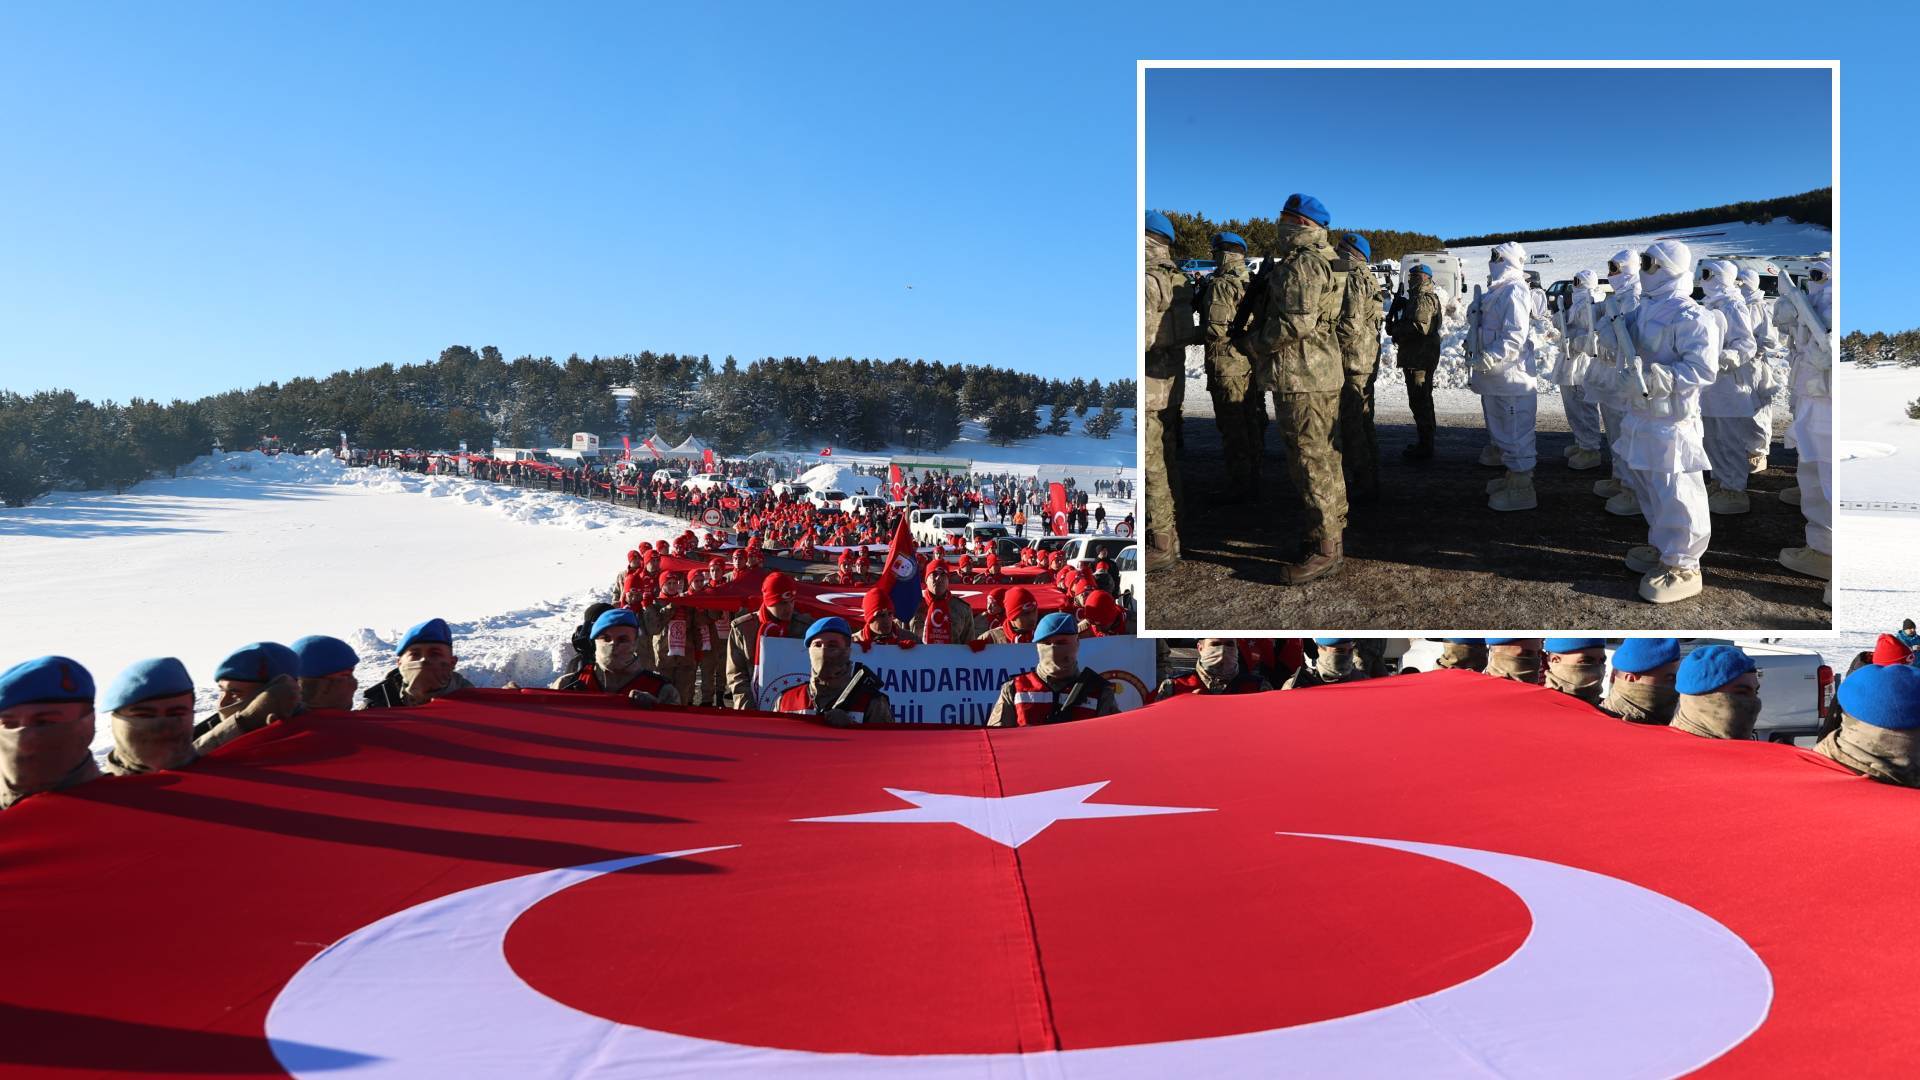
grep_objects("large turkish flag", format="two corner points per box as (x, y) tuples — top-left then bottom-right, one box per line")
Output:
(2, 673), (1917, 1077)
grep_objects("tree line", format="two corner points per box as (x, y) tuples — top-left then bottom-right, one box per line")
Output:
(1, 348), (1136, 506)
(1444, 189), (1831, 247)
(1155, 211), (1444, 266)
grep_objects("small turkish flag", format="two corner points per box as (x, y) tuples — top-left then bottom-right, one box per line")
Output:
(819, 446), (833, 457)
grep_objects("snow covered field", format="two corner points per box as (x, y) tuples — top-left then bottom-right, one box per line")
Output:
(1, 452), (685, 759)
(773, 409), (1138, 474)
(1822, 362), (1920, 661)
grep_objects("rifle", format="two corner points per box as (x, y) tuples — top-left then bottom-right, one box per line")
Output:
(1608, 310), (1656, 407)
(1044, 667), (1111, 724)
(1464, 285), (1484, 371)
(827, 664), (883, 723)
(1775, 270), (1833, 364)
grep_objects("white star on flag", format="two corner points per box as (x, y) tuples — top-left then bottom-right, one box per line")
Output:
(795, 781), (1212, 849)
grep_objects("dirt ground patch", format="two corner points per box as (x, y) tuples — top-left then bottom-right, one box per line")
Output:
(1145, 398), (1829, 631)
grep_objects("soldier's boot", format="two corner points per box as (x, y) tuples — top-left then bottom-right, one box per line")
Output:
(1145, 529), (1180, 573)
(1708, 487), (1750, 515)
(1604, 488), (1643, 517)
(1639, 563), (1703, 604)
(1488, 470), (1537, 512)
(1485, 472), (1510, 495)
(1281, 533), (1343, 585)
(1477, 444), (1504, 467)
(1401, 438), (1434, 462)
(1624, 544), (1661, 574)
(1592, 477), (1625, 498)
(1778, 545), (1831, 580)
(1779, 485), (1801, 507)
(1567, 447), (1605, 471)
(1561, 443), (1579, 460)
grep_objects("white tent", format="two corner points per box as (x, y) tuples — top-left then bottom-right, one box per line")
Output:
(672, 435), (716, 462)
(637, 434), (699, 462)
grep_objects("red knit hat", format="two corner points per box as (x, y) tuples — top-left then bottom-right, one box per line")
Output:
(862, 588), (890, 618)
(1874, 633), (1913, 666)
(762, 572), (796, 603)
(1080, 589), (1122, 626)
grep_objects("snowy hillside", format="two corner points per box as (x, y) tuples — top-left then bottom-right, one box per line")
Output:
(1444, 217), (1830, 295)
(1, 452), (684, 759)
(1827, 363), (1920, 656)
(768, 408), (1137, 472)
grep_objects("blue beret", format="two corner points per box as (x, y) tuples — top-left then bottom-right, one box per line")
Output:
(1612, 637), (1681, 674)
(1213, 232), (1247, 251)
(591, 608), (641, 638)
(1035, 612), (1079, 642)
(1838, 663), (1920, 731)
(1145, 209), (1175, 242)
(1676, 645), (1757, 695)
(1312, 638), (1353, 646)
(1484, 638), (1532, 647)
(1342, 233), (1371, 261)
(100, 658), (194, 713)
(1543, 638), (1605, 653)
(1413, 264), (1433, 276)
(1443, 638), (1481, 644)
(395, 618), (453, 655)
(290, 635), (358, 678)
(214, 642), (297, 683)
(0, 656), (94, 711)
(805, 616), (853, 644)
(1283, 193), (1330, 227)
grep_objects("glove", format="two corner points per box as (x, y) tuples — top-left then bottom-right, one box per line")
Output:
(1718, 350), (1740, 374)
(967, 638), (990, 653)
(897, 638), (918, 650)
(1647, 362), (1676, 396)
(237, 674), (302, 732)
(627, 689), (660, 709)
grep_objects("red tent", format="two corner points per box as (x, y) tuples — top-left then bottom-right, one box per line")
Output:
(4, 673), (1916, 1076)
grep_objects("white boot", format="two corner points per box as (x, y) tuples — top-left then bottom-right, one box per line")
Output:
(1486, 471), (1511, 495)
(1605, 488), (1643, 517)
(1749, 451), (1769, 473)
(1624, 544), (1661, 573)
(1640, 563), (1703, 604)
(1592, 477), (1624, 498)
(1779, 485), (1801, 507)
(1779, 545), (1831, 580)
(1708, 487), (1750, 515)
(1489, 470), (1537, 511)
(1478, 444), (1504, 467)
(1567, 447), (1605, 471)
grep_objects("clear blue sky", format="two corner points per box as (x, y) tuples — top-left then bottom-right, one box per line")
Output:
(1149, 67), (1832, 239)
(0, 3), (1907, 403)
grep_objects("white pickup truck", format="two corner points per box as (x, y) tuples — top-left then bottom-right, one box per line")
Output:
(913, 512), (974, 546)
(1394, 638), (1833, 742)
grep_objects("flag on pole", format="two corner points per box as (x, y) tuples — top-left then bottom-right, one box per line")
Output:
(888, 464), (905, 502)
(1048, 482), (1071, 536)
(702, 448), (716, 472)
(881, 511), (921, 622)
(621, 435), (632, 460)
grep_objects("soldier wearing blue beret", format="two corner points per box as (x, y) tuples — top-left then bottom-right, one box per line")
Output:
(1542, 639), (1607, 705)
(1600, 638), (1682, 724)
(1669, 645), (1762, 739)
(0, 656), (100, 809)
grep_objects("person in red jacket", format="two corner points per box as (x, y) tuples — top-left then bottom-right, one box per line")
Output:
(1156, 638), (1268, 698)
(776, 617), (894, 727)
(976, 585), (1040, 645)
(858, 588), (917, 649)
(1076, 590), (1130, 637)
(552, 609), (679, 706)
(984, 613), (1119, 727)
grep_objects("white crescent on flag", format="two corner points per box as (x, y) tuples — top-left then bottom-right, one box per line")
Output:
(266, 807), (1771, 1077)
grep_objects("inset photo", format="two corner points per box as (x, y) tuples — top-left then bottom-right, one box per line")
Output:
(1141, 62), (1834, 632)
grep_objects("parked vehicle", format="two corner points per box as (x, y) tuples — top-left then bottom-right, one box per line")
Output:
(913, 513), (974, 545)
(842, 494), (889, 517)
(681, 472), (730, 493)
(1058, 535), (1133, 573)
(1114, 545), (1140, 612)
(805, 489), (851, 511)
(1397, 251), (1465, 306)
(772, 481), (811, 498)
(964, 522), (1011, 545)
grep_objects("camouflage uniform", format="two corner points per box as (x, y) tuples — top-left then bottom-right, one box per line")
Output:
(1336, 259), (1385, 499)
(1202, 250), (1263, 493)
(1253, 222), (1349, 573)
(1144, 233), (1196, 569)
(1389, 275), (1444, 457)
